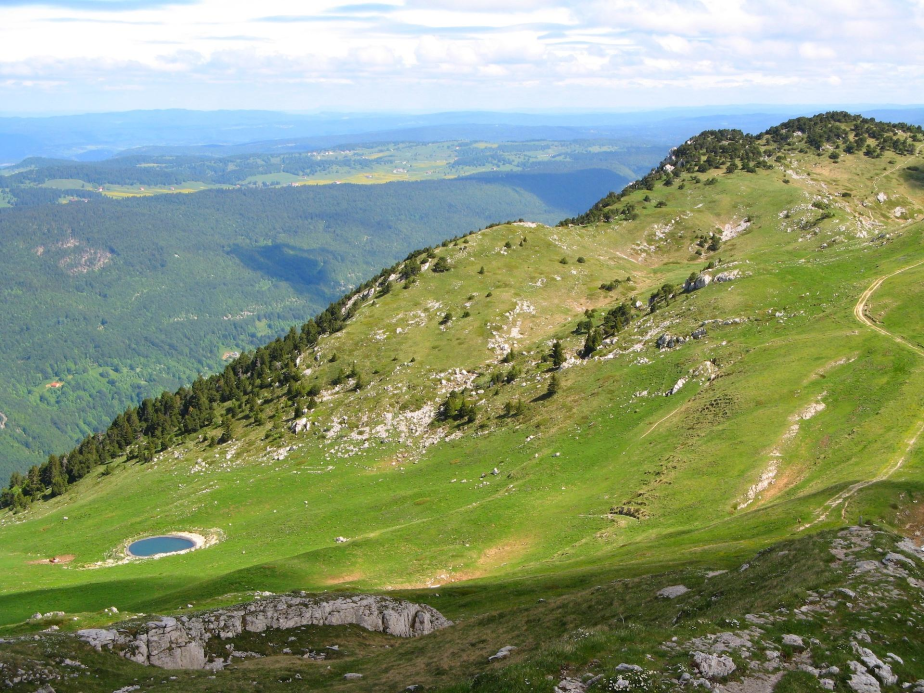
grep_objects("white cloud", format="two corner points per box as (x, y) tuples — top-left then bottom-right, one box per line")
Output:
(0, 0), (921, 111)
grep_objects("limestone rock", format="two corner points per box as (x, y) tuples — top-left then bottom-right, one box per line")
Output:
(684, 274), (713, 292)
(290, 418), (310, 434)
(782, 634), (804, 649)
(77, 594), (451, 670)
(657, 585), (689, 599)
(656, 334), (686, 350)
(692, 651), (736, 679)
(714, 270), (741, 283)
(852, 643), (897, 685)
(848, 661), (881, 693)
(489, 645), (517, 662)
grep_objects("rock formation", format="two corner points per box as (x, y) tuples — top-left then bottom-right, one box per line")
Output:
(77, 594), (451, 670)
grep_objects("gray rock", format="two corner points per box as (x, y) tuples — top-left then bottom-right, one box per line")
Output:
(820, 679), (835, 690)
(848, 661), (881, 693)
(782, 634), (805, 649)
(692, 651), (736, 679)
(344, 673), (363, 680)
(77, 594), (451, 670)
(852, 643), (898, 686)
(290, 418), (310, 434)
(684, 274), (713, 292)
(616, 663), (643, 672)
(658, 585), (690, 599)
(489, 645), (517, 662)
(555, 678), (587, 693)
(883, 552), (915, 567)
(714, 270), (741, 283)
(656, 334), (686, 350)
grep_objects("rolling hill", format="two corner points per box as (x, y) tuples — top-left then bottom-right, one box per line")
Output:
(1, 112), (924, 692)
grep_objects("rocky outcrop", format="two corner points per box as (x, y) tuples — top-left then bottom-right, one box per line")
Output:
(656, 334), (686, 350)
(77, 594), (451, 670)
(714, 269), (741, 283)
(684, 273), (712, 292)
(692, 651), (736, 679)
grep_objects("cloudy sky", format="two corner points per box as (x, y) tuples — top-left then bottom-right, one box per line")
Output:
(1, 0), (923, 114)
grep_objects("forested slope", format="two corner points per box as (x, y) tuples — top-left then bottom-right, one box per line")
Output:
(0, 177), (592, 479)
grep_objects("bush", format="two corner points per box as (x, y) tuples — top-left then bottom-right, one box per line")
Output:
(431, 256), (452, 273)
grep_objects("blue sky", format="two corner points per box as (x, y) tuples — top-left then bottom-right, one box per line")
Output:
(1, 0), (923, 113)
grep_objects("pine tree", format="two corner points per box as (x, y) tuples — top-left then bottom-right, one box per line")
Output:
(550, 340), (565, 368)
(547, 374), (561, 397)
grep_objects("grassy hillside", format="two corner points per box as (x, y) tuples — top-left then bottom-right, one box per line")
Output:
(0, 177), (604, 479)
(1, 113), (923, 691)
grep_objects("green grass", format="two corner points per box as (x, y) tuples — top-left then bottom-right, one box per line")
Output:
(2, 129), (924, 690)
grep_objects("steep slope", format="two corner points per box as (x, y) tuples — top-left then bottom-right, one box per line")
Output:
(1, 113), (924, 691)
(0, 172), (614, 479)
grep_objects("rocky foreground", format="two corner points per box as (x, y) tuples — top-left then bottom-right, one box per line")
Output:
(76, 594), (451, 670)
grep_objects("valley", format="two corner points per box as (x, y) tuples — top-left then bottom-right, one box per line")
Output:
(1, 113), (924, 692)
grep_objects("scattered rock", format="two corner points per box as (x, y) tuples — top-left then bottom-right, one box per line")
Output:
(782, 634), (805, 649)
(344, 672), (363, 680)
(616, 663), (643, 672)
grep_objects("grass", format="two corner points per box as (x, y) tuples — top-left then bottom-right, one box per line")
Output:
(1, 137), (924, 689)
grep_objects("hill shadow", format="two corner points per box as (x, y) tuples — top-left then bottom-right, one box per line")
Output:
(228, 243), (342, 295)
(467, 168), (632, 216)
(898, 165), (924, 191)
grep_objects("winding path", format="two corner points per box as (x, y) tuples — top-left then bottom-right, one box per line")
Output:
(800, 259), (924, 530)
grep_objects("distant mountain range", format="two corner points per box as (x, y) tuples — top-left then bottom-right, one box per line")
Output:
(2, 106), (923, 162)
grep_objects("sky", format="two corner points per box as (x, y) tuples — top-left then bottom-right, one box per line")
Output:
(1, 0), (923, 114)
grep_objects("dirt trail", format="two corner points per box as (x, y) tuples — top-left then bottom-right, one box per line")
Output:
(852, 259), (924, 357)
(801, 260), (924, 530)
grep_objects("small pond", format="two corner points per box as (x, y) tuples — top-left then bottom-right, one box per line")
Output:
(128, 535), (196, 557)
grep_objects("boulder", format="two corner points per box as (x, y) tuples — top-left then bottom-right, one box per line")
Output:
(489, 645), (517, 662)
(684, 274), (713, 292)
(290, 418), (310, 434)
(782, 634), (804, 649)
(692, 651), (736, 679)
(657, 585), (689, 599)
(852, 643), (897, 685)
(848, 661), (881, 693)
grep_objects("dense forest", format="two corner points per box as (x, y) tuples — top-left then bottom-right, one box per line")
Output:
(0, 176), (594, 481)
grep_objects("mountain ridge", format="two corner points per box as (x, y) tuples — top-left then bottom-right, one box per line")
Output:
(1, 111), (923, 692)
